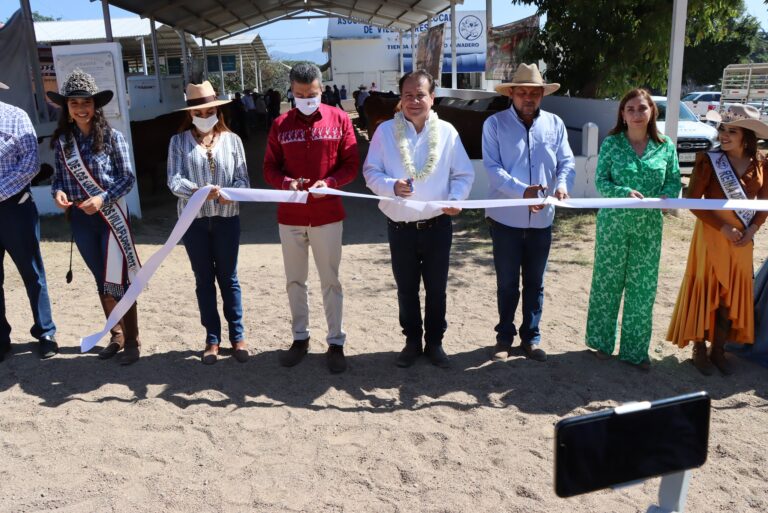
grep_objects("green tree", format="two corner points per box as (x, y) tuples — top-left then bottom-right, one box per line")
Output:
(750, 29), (768, 63)
(513, 0), (742, 97)
(6, 10), (60, 22)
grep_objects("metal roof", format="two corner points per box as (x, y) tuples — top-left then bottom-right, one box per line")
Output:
(106, 0), (463, 42)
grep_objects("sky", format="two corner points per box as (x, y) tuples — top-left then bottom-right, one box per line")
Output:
(1, 0), (766, 55)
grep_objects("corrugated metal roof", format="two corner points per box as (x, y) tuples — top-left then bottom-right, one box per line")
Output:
(34, 17), (152, 42)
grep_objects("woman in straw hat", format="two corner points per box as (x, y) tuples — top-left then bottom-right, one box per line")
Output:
(48, 68), (141, 365)
(667, 104), (768, 375)
(584, 89), (681, 371)
(167, 80), (250, 365)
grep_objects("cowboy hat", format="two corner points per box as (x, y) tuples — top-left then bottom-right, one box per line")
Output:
(46, 68), (113, 108)
(706, 104), (768, 140)
(494, 63), (560, 96)
(178, 81), (230, 111)
(0, 82), (8, 90)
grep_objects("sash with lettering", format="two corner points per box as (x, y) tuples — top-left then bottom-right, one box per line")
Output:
(707, 151), (756, 229)
(59, 134), (141, 298)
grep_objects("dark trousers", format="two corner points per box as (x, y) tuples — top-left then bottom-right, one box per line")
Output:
(70, 206), (117, 295)
(488, 219), (552, 346)
(387, 215), (452, 347)
(182, 216), (244, 345)
(0, 193), (56, 346)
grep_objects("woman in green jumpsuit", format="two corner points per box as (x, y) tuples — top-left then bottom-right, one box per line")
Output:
(585, 89), (681, 369)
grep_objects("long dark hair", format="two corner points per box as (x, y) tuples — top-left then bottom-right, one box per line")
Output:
(609, 88), (664, 144)
(177, 108), (231, 134)
(50, 103), (111, 152)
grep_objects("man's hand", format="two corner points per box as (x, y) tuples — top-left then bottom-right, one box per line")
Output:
(54, 190), (72, 211)
(310, 179), (327, 198)
(394, 179), (413, 198)
(524, 184), (545, 212)
(79, 195), (104, 215)
(554, 187), (569, 201)
(442, 207), (462, 216)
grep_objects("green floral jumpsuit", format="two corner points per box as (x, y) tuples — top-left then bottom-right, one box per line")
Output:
(585, 133), (681, 364)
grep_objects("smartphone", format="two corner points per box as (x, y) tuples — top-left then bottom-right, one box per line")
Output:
(554, 391), (710, 498)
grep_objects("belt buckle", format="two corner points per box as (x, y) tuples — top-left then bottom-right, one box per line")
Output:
(415, 219), (428, 230)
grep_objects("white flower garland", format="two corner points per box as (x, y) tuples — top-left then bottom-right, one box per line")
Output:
(394, 110), (440, 181)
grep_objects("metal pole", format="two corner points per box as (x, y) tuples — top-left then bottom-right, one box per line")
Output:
(665, 0), (688, 148)
(257, 60), (263, 92)
(202, 38), (208, 80)
(399, 31), (404, 75)
(178, 30), (189, 83)
(217, 41), (225, 97)
(101, 0), (113, 42)
(450, 0), (457, 89)
(149, 17), (163, 103)
(410, 26), (415, 72)
(486, 0), (492, 91)
(139, 37), (148, 75)
(20, 0), (48, 123)
(239, 47), (245, 91)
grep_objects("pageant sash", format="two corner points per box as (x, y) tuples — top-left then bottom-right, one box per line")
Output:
(707, 151), (755, 229)
(60, 134), (141, 297)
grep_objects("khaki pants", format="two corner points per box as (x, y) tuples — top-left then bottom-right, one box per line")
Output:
(278, 222), (345, 346)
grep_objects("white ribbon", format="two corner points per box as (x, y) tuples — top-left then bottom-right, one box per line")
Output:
(81, 185), (768, 351)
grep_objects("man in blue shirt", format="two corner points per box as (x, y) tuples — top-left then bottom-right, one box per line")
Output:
(482, 64), (575, 362)
(0, 81), (58, 361)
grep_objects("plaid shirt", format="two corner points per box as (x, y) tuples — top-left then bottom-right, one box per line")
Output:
(0, 101), (40, 202)
(167, 130), (250, 218)
(52, 126), (135, 205)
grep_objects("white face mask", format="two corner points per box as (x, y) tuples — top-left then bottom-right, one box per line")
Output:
(192, 114), (218, 134)
(295, 96), (320, 116)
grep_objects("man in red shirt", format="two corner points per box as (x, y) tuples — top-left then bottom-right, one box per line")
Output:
(264, 62), (359, 373)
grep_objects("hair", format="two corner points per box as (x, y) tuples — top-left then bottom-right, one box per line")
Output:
(289, 62), (322, 86)
(732, 126), (760, 160)
(50, 100), (111, 152)
(398, 69), (436, 94)
(609, 88), (663, 144)
(177, 107), (231, 134)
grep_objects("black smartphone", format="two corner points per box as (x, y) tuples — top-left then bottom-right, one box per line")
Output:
(554, 391), (710, 498)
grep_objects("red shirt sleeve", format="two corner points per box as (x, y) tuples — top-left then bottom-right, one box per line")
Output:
(263, 119), (289, 190)
(325, 112), (359, 188)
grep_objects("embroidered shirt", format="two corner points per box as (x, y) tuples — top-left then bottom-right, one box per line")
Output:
(482, 106), (575, 229)
(363, 114), (474, 222)
(167, 130), (250, 218)
(264, 103), (359, 226)
(52, 126), (135, 205)
(0, 101), (40, 202)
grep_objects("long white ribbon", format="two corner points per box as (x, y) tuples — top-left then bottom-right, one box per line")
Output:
(81, 185), (768, 351)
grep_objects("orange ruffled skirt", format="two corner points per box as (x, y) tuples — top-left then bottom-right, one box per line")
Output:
(667, 217), (754, 347)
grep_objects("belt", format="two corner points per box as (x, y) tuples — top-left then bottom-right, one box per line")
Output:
(387, 214), (448, 230)
(1, 187), (31, 205)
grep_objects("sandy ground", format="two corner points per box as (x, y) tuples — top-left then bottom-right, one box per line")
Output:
(2, 119), (768, 513)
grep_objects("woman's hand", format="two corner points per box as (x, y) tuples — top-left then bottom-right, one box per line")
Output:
(79, 195), (103, 215)
(54, 190), (72, 211)
(628, 190), (645, 199)
(734, 225), (757, 247)
(394, 179), (413, 198)
(206, 186), (220, 201)
(720, 224), (743, 243)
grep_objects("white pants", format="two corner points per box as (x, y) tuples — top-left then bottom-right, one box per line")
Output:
(278, 222), (345, 346)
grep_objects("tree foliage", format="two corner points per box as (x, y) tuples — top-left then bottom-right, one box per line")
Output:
(750, 30), (768, 63)
(513, 0), (743, 98)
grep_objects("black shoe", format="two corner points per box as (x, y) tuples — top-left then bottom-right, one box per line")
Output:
(396, 343), (423, 368)
(491, 343), (512, 361)
(280, 338), (309, 367)
(0, 344), (10, 362)
(326, 344), (347, 374)
(425, 344), (450, 368)
(521, 342), (546, 362)
(38, 335), (59, 359)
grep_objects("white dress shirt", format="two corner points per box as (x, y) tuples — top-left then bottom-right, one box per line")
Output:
(363, 113), (474, 222)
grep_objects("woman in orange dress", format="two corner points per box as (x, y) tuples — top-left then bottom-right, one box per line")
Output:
(667, 104), (768, 375)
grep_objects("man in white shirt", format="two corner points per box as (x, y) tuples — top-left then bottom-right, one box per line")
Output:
(363, 70), (474, 368)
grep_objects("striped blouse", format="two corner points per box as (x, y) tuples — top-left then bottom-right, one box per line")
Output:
(167, 130), (250, 218)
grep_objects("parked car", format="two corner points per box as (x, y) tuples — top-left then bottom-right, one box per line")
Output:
(682, 91), (721, 119)
(652, 97), (720, 166)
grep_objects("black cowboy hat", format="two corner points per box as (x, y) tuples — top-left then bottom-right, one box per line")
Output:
(46, 68), (113, 108)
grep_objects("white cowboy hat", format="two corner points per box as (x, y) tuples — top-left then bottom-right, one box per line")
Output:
(179, 80), (230, 111)
(494, 63), (560, 96)
(0, 81), (8, 90)
(706, 104), (768, 140)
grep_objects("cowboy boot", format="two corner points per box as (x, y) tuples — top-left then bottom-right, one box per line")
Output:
(710, 310), (734, 375)
(691, 341), (714, 376)
(97, 294), (124, 359)
(119, 302), (140, 366)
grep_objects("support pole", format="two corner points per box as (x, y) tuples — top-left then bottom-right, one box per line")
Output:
(202, 38), (208, 80)
(101, 0), (113, 42)
(139, 36), (148, 75)
(399, 31), (404, 75)
(664, 0), (688, 148)
(239, 47), (245, 91)
(19, 0), (48, 123)
(410, 25), (415, 72)
(149, 17), (163, 103)
(178, 30), (189, 84)
(450, 0), (457, 89)
(217, 41), (225, 97)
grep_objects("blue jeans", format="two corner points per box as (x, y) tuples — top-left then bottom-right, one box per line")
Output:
(488, 219), (552, 346)
(0, 193), (56, 345)
(387, 215), (452, 347)
(70, 206), (126, 295)
(182, 216), (244, 346)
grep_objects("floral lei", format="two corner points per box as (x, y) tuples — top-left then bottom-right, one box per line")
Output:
(394, 110), (440, 181)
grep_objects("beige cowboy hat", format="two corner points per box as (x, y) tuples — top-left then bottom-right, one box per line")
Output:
(706, 104), (768, 140)
(179, 80), (230, 111)
(0, 81), (8, 90)
(494, 63), (560, 96)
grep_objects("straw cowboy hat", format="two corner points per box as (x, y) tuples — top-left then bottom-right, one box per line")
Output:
(46, 68), (113, 108)
(706, 104), (768, 140)
(179, 81), (230, 111)
(494, 63), (560, 96)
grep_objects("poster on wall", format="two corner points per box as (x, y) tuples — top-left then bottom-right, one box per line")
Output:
(53, 51), (121, 118)
(415, 24), (445, 79)
(485, 15), (539, 81)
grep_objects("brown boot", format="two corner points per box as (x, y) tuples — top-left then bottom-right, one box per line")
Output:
(98, 294), (124, 359)
(710, 309), (734, 375)
(119, 302), (140, 366)
(691, 341), (715, 376)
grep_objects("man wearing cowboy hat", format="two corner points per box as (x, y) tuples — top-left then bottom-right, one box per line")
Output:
(0, 80), (59, 361)
(482, 63), (575, 363)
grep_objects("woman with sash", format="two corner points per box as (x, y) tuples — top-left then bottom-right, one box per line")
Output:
(167, 81), (250, 365)
(667, 104), (768, 375)
(48, 69), (141, 365)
